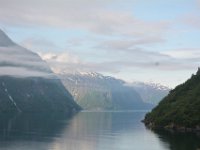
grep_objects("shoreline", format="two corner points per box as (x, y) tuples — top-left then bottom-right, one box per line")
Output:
(142, 120), (200, 133)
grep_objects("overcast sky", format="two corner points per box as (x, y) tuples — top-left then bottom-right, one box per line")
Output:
(0, 0), (200, 88)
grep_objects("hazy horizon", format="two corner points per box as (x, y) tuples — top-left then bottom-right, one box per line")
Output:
(0, 0), (200, 88)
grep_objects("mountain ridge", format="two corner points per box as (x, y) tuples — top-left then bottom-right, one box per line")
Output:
(144, 68), (200, 132)
(0, 29), (15, 46)
(58, 71), (153, 110)
(0, 29), (81, 113)
(128, 82), (170, 105)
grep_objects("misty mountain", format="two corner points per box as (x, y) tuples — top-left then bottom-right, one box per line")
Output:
(0, 29), (80, 112)
(58, 72), (153, 110)
(128, 82), (170, 105)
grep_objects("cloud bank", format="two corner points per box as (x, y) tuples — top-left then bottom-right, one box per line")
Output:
(39, 48), (199, 76)
(0, 0), (200, 87)
(0, 0), (169, 40)
(0, 45), (53, 77)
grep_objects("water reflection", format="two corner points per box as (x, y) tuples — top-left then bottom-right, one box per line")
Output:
(0, 112), (74, 150)
(153, 129), (200, 150)
(51, 111), (168, 150)
(0, 111), (199, 150)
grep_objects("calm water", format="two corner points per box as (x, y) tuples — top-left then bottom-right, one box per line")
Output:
(0, 111), (199, 150)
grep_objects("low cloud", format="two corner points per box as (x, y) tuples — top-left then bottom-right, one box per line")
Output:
(38, 52), (80, 64)
(39, 48), (199, 76)
(0, 66), (53, 78)
(0, 45), (54, 77)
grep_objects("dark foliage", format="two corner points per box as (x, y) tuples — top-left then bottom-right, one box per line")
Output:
(144, 68), (200, 128)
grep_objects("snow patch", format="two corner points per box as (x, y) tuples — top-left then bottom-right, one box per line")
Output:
(2, 82), (21, 112)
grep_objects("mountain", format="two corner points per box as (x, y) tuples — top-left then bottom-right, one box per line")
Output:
(144, 68), (200, 131)
(0, 29), (81, 113)
(129, 82), (170, 105)
(58, 72), (153, 110)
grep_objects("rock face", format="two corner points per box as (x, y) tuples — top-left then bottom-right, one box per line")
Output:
(0, 29), (81, 112)
(58, 72), (153, 110)
(144, 68), (200, 131)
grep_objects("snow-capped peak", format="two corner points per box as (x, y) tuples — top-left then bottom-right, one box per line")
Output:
(130, 81), (170, 91)
(58, 71), (111, 79)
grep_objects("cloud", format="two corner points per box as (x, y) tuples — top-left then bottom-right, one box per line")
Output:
(182, 14), (200, 29)
(39, 48), (199, 76)
(1, 0), (198, 87)
(197, 0), (200, 7)
(162, 48), (200, 59)
(66, 37), (86, 47)
(38, 52), (80, 64)
(0, 0), (174, 75)
(21, 37), (58, 51)
(0, 0), (170, 38)
(0, 45), (54, 77)
(38, 52), (118, 74)
(0, 66), (52, 77)
(96, 37), (165, 51)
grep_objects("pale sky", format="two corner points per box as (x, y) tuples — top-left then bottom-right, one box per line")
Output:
(0, 0), (200, 88)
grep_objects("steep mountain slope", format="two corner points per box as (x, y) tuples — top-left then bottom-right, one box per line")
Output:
(144, 68), (200, 131)
(130, 82), (170, 105)
(0, 29), (80, 112)
(58, 72), (152, 110)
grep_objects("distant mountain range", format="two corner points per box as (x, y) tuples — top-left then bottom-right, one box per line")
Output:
(128, 82), (170, 105)
(144, 68), (200, 131)
(0, 29), (80, 113)
(58, 72), (168, 110)
(0, 28), (169, 112)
